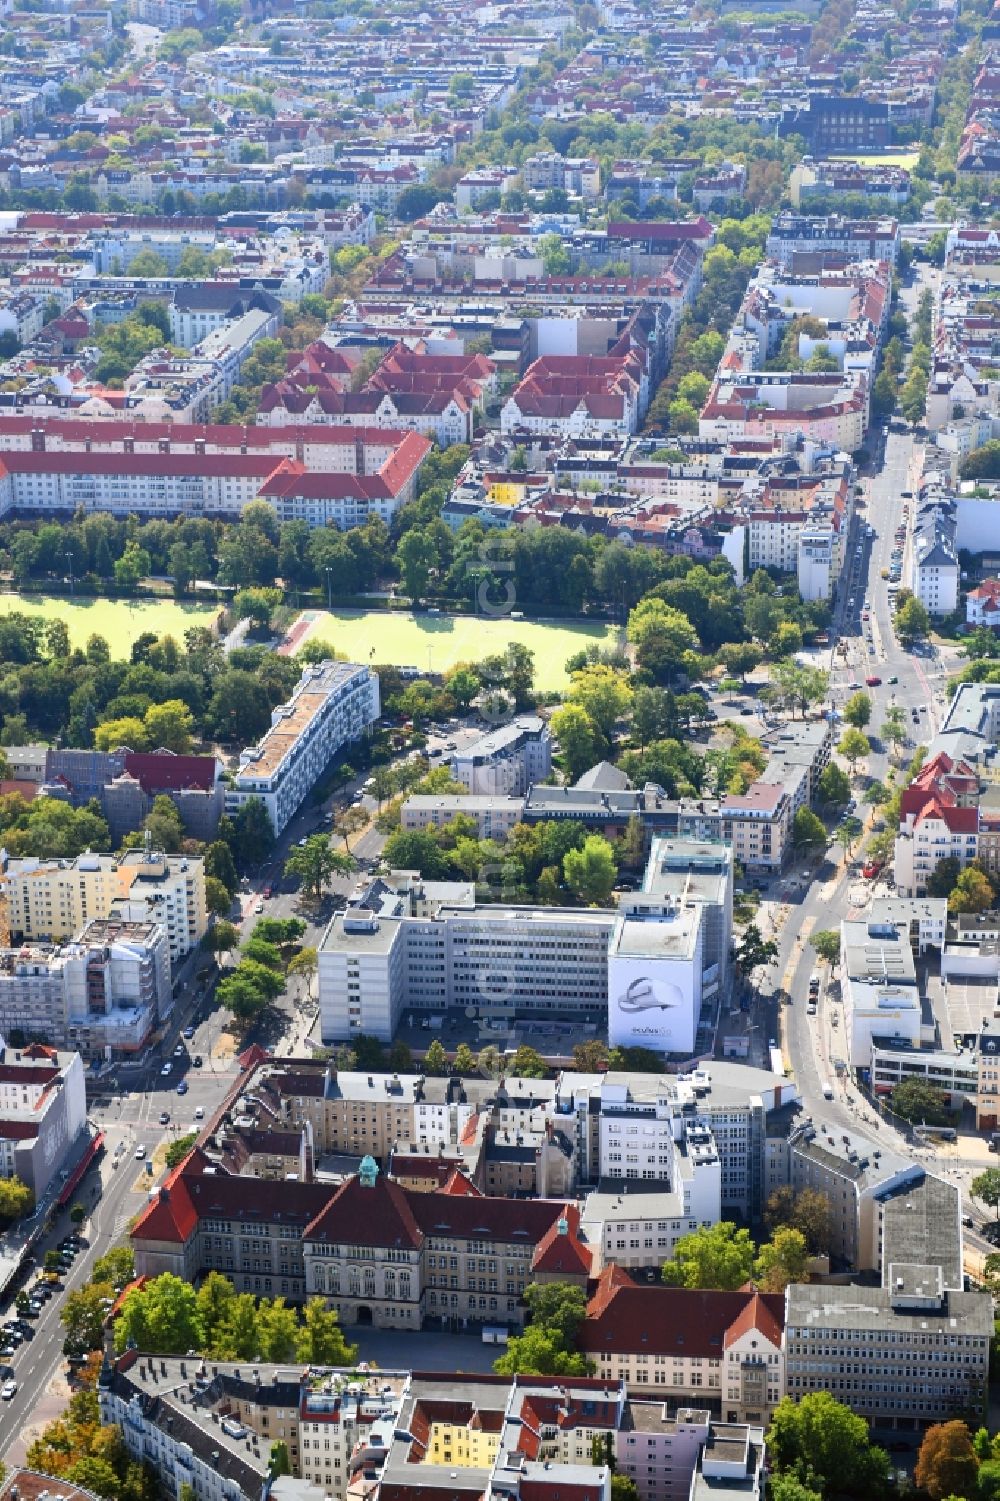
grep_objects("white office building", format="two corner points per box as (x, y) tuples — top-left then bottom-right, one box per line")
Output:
(840, 917), (925, 1067)
(451, 716), (551, 796)
(227, 661), (380, 835)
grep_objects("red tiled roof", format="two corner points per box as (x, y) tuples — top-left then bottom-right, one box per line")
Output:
(305, 1172), (424, 1250)
(531, 1203), (591, 1277)
(580, 1266), (785, 1359)
(123, 751), (217, 794)
(438, 1167), (483, 1196)
(723, 1290), (784, 1349)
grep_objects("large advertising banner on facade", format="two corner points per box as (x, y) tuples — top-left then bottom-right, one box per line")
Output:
(607, 954), (698, 1053)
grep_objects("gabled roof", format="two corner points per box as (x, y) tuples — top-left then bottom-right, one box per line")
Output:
(531, 1203), (591, 1277)
(304, 1171), (424, 1250)
(580, 1265), (785, 1359)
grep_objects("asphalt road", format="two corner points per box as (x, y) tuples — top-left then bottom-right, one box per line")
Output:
(752, 262), (964, 1165)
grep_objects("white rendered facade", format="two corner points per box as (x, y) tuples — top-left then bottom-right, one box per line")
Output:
(227, 661), (380, 835)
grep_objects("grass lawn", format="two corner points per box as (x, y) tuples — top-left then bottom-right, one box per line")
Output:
(0, 593), (221, 655)
(295, 608), (620, 691)
(830, 151), (920, 169)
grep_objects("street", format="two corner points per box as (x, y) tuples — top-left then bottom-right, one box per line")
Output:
(750, 263), (974, 1191)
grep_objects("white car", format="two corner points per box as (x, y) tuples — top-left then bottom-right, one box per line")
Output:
(160, 1063), (171, 1076)
(134, 1144), (146, 1160)
(1, 1379), (16, 1400)
(194, 1106), (205, 1120)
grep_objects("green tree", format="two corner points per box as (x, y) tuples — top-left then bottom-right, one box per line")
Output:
(949, 865), (995, 915)
(891, 1078), (949, 1125)
(927, 856), (962, 898)
(510, 1045), (548, 1079)
(287, 947), (318, 998)
(144, 699), (194, 754)
(0, 1175), (33, 1225)
(423, 1038), (449, 1075)
(550, 703), (600, 783)
(270, 1442), (292, 1479)
(843, 691), (872, 729)
(817, 762), (850, 807)
(838, 727), (870, 775)
(835, 817), (863, 858)
(114, 1273), (203, 1354)
(895, 595), (931, 644)
(453, 1042), (477, 1075)
(230, 798), (275, 867)
(753, 1227), (809, 1293)
(627, 598), (698, 681)
(736, 923), (778, 975)
(661, 1222), (755, 1290)
(764, 1187), (830, 1255)
(767, 1392), (890, 1497)
(914, 1421), (979, 1501)
(92, 1247), (135, 1293)
(217, 959), (284, 1025)
(972, 1167), (1000, 1221)
(792, 807), (827, 853)
(296, 1299), (358, 1365)
(809, 930), (839, 966)
(204, 920), (240, 955)
(567, 664), (633, 741)
(196, 1272), (236, 1350)
(165, 1132), (198, 1169)
(284, 835), (352, 901)
(610, 1477), (640, 1501)
(493, 1325), (591, 1376)
(205, 876), (232, 917)
(61, 1282), (115, 1352)
(563, 834), (617, 905)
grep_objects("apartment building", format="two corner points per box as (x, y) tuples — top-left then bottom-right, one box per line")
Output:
(700, 370), (868, 450)
(911, 497), (960, 617)
(839, 917), (924, 1066)
(894, 751), (982, 897)
(521, 152), (601, 197)
(621, 1406), (764, 1501)
(0, 916), (172, 1058)
(0, 1042), (87, 1196)
(677, 783), (792, 872)
(0, 849), (206, 968)
(786, 1108), (965, 1290)
(581, 1126), (722, 1271)
(977, 1018), (1000, 1129)
(784, 1274), (991, 1427)
(124, 306), (279, 422)
(248, 1061), (489, 1162)
(401, 794), (526, 840)
(364, 1372), (616, 1501)
(580, 1267), (786, 1428)
(556, 1060), (799, 1221)
(764, 214), (901, 267)
(101, 1352), (409, 1501)
(759, 720), (834, 808)
(451, 716), (551, 797)
(227, 661), (380, 836)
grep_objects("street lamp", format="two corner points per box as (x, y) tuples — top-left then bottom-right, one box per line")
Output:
(62, 550), (75, 596)
(324, 568), (333, 610)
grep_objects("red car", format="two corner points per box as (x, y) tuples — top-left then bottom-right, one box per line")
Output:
(863, 861), (882, 880)
(865, 675), (882, 687)
(262, 885), (272, 899)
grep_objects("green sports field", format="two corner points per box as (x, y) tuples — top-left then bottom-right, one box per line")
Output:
(295, 609), (620, 691)
(0, 594), (221, 654)
(830, 151), (920, 169)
